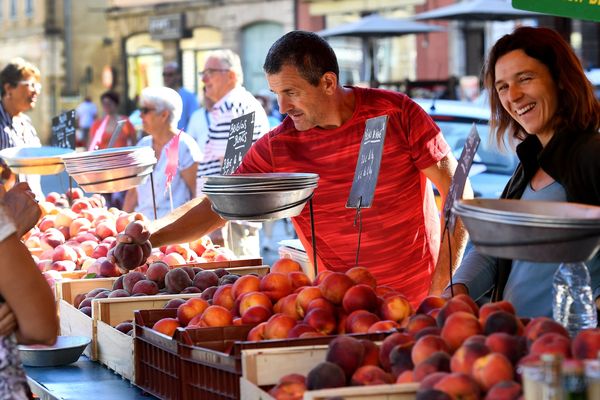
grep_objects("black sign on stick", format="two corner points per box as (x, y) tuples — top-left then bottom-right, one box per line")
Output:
(346, 115), (388, 209)
(50, 109), (76, 149)
(443, 123), (481, 232)
(221, 112), (255, 175)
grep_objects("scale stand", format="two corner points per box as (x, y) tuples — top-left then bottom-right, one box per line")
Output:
(308, 197), (318, 278)
(67, 176), (74, 206)
(149, 172), (158, 220)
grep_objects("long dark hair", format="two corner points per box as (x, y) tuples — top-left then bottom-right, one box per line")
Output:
(483, 26), (600, 147)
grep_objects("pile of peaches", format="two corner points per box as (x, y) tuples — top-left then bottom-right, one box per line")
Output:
(267, 293), (600, 400)
(151, 260), (414, 341)
(22, 189), (234, 287)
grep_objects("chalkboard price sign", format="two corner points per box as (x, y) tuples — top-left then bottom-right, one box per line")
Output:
(443, 123), (481, 232)
(346, 115), (388, 209)
(221, 112), (255, 175)
(50, 109), (76, 149)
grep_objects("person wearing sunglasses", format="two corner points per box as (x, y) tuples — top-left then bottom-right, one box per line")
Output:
(0, 58), (44, 199)
(162, 61), (198, 131)
(122, 86), (202, 220)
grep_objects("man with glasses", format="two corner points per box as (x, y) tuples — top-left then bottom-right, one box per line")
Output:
(193, 49), (270, 257)
(0, 58), (44, 199)
(162, 61), (198, 130)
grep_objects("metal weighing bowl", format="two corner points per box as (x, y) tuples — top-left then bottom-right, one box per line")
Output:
(61, 146), (153, 160)
(0, 146), (74, 166)
(204, 187), (316, 221)
(79, 172), (151, 193)
(70, 163), (155, 184)
(19, 336), (91, 367)
(454, 202), (600, 262)
(204, 173), (319, 185)
(7, 163), (65, 175)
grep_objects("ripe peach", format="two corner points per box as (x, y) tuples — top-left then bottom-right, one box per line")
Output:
(69, 217), (92, 237)
(379, 332), (414, 371)
(306, 361), (346, 390)
(259, 272), (292, 302)
(192, 270), (219, 291)
(287, 323), (317, 338)
(342, 284), (378, 314)
(295, 286), (322, 317)
(271, 258), (302, 273)
(264, 313), (297, 339)
(450, 341), (490, 375)
(406, 314), (437, 335)
(433, 372), (481, 400)
(436, 297), (474, 327)
(479, 301), (515, 327)
(345, 266), (377, 288)
(177, 298), (209, 326)
(485, 380), (522, 400)
(164, 268), (193, 294)
(51, 244), (79, 263)
(232, 274), (261, 300)
(305, 297), (336, 316)
(351, 365), (393, 386)
(380, 294), (413, 323)
(396, 370), (414, 383)
(146, 261), (170, 288)
(367, 320), (400, 333)
(318, 272), (354, 305)
(529, 332), (572, 358)
(152, 317), (180, 337)
(241, 305), (272, 325)
(418, 371), (450, 390)
(246, 321), (267, 341)
(123, 271), (146, 294)
(360, 339), (380, 367)
(523, 316), (569, 346)
(440, 311), (482, 352)
(472, 352), (514, 391)
(375, 285), (398, 298)
(413, 352), (451, 382)
(412, 335), (451, 366)
(303, 308), (336, 335)
(345, 310), (379, 334)
(389, 341), (415, 377)
(164, 298), (186, 309)
(162, 252), (186, 266)
(485, 333), (527, 365)
(483, 310), (523, 336)
(453, 294), (479, 315)
(131, 280), (159, 296)
(287, 271), (311, 290)
(326, 335), (365, 380)
(195, 305), (233, 328)
(188, 236), (212, 257)
(239, 291), (272, 317)
(212, 284), (235, 310)
(572, 328), (600, 359)
(268, 380), (306, 400)
(312, 270), (333, 286)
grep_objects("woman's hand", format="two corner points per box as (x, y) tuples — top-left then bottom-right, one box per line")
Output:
(0, 182), (41, 237)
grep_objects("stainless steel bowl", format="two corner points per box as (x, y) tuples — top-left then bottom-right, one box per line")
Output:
(454, 201), (600, 262)
(69, 163), (155, 184)
(7, 163), (65, 175)
(0, 146), (74, 166)
(204, 173), (319, 185)
(19, 336), (91, 367)
(204, 187), (316, 221)
(61, 146), (153, 160)
(79, 172), (151, 193)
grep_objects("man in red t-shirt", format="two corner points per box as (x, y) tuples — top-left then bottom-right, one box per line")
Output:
(149, 31), (471, 306)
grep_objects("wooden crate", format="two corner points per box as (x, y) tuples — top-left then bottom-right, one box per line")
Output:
(240, 345), (418, 400)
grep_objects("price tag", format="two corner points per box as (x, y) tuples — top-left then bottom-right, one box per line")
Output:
(443, 123), (481, 232)
(50, 109), (76, 149)
(221, 112), (255, 175)
(346, 115), (388, 209)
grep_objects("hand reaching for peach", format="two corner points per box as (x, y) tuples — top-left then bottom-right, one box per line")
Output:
(110, 220), (152, 272)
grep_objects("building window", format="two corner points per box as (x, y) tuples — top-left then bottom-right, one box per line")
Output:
(25, 0), (33, 16)
(9, 0), (16, 19)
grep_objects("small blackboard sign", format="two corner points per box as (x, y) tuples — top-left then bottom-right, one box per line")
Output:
(221, 112), (255, 175)
(50, 109), (76, 149)
(443, 123), (481, 232)
(346, 115), (388, 209)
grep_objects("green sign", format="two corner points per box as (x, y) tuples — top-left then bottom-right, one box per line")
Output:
(513, 0), (600, 22)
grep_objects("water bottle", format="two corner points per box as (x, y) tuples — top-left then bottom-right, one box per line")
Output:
(552, 262), (598, 338)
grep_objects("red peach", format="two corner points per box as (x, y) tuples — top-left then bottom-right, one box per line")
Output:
(351, 365), (393, 386)
(433, 372), (481, 400)
(241, 305), (272, 325)
(271, 258), (302, 273)
(529, 332), (572, 358)
(303, 308), (336, 335)
(406, 314), (438, 335)
(288, 271), (311, 290)
(485, 380), (522, 400)
(412, 335), (451, 366)
(367, 320), (400, 333)
(152, 317), (180, 337)
(295, 286), (322, 317)
(345, 266), (377, 288)
(342, 284), (379, 313)
(380, 294), (413, 323)
(273, 293), (300, 320)
(572, 328), (600, 359)
(212, 284), (235, 310)
(232, 274), (261, 300)
(379, 332), (414, 371)
(264, 313), (297, 339)
(485, 333), (527, 365)
(346, 310), (380, 334)
(523, 317), (569, 346)
(440, 311), (482, 352)
(318, 272), (355, 305)
(259, 272), (293, 302)
(450, 341), (490, 374)
(177, 297), (209, 326)
(239, 291), (272, 316)
(472, 352), (514, 391)
(195, 305), (233, 328)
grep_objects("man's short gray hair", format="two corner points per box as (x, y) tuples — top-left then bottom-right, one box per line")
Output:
(140, 86), (183, 130)
(207, 49), (244, 86)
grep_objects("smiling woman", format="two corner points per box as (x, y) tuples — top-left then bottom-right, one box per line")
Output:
(0, 58), (44, 199)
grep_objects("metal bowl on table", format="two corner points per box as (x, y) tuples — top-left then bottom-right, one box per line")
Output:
(454, 199), (600, 263)
(69, 162), (155, 185)
(7, 163), (65, 175)
(19, 336), (91, 367)
(0, 146), (74, 166)
(204, 172), (319, 186)
(78, 172), (151, 193)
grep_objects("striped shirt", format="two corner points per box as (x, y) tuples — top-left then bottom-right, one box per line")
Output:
(237, 87), (450, 306)
(199, 86), (269, 177)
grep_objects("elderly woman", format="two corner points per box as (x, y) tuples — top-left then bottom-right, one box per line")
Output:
(123, 87), (202, 219)
(446, 27), (600, 318)
(0, 58), (43, 199)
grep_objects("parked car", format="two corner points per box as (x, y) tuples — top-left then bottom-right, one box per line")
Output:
(413, 98), (519, 199)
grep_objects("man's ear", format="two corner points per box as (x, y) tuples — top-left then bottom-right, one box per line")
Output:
(321, 72), (338, 94)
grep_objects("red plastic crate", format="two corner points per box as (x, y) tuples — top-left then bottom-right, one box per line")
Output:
(134, 309), (182, 400)
(178, 326), (390, 400)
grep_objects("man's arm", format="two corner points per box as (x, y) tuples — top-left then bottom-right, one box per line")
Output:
(421, 154), (473, 295)
(148, 196), (226, 248)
